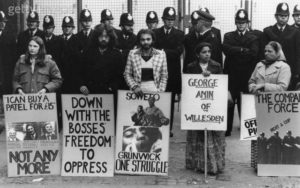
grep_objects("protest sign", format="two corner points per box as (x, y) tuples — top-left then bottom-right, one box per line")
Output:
(3, 93), (60, 177)
(240, 94), (257, 140)
(255, 91), (300, 176)
(115, 90), (171, 175)
(181, 74), (228, 130)
(61, 94), (114, 177)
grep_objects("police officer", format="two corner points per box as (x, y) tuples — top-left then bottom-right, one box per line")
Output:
(101, 9), (114, 27)
(0, 10), (15, 95)
(42, 15), (62, 64)
(60, 16), (80, 94)
(76, 9), (94, 54)
(262, 2), (300, 90)
(223, 9), (259, 136)
(115, 13), (137, 89)
(146, 11), (159, 30)
(292, 4), (300, 29)
(153, 7), (184, 137)
(183, 8), (222, 72)
(16, 10), (44, 56)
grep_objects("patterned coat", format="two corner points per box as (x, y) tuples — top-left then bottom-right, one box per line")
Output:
(124, 48), (168, 92)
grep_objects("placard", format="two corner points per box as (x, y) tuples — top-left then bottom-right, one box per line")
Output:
(240, 94), (257, 140)
(181, 74), (228, 130)
(255, 91), (300, 176)
(61, 94), (115, 177)
(115, 90), (171, 175)
(3, 94), (60, 177)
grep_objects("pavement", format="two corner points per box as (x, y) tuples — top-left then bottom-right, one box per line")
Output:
(0, 104), (300, 188)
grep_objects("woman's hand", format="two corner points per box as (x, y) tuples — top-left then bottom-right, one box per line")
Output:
(37, 88), (47, 95)
(202, 70), (211, 77)
(252, 84), (265, 95)
(18, 88), (25, 95)
(80, 86), (89, 95)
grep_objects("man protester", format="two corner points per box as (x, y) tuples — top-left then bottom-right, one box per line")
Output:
(76, 9), (94, 54)
(101, 9), (114, 27)
(60, 16), (80, 94)
(262, 2), (300, 90)
(146, 11), (159, 30)
(116, 13), (137, 89)
(223, 9), (259, 136)
(292, 4), (300, 30)
(153, 7), (184, 137)
(183, 8), (222, 72)
(17, 10), (44, 56)
(42, 15), (62, 64)
(0, 10), (16, 95)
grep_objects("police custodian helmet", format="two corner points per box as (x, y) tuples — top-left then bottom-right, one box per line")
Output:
(235, 9), (249, 23)
(27, 11), (39, 22)
(146, 11), (158, 23)
(62, 16), (75, 27)
(293, 5), (300, 16)
(198, 7), (215, 21)
(275, 2), (290, 16)
(79, 9), (92, 22)
(101, 9), (113, 22)
(43, 15), (55, 28)
(162, 7), (176, 20)
(119, 13), (134, 26)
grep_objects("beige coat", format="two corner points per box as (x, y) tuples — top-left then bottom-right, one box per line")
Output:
(249, 60), (291, 92)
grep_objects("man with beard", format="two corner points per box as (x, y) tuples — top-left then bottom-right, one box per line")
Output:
(223, 9), (259, 136)
(0, 10), (15, 95)
(42, 15), (62, 64)
(17, 11), (44, 57)
(262, 3), (300, 89)
(124, 29), (168, 96)
(153, 7), (184, 137)
(80, 23), (123, 95)
(76, 9), (94, 54)
(60, 16), (80, 94)
(116, 13), (137, 89)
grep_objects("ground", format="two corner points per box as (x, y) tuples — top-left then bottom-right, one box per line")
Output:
(0, 105), (300, 188)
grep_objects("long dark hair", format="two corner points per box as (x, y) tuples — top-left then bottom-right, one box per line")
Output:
(25, 36), (47, 65)
(136, 29), (156, 48)
(92, 23), (117, 48)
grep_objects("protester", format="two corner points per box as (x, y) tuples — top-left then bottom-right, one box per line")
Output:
(13, 36), (62, 94)
(24, 123), (38, 140)
(249, 41), (291, 93)
(185, 42), (225, 175)
(131, 105), (146, 126)
(124, 29), (168, 94)
(143, 97), (169, 127)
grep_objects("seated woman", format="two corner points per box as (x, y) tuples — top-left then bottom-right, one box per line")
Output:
(248, 41), (291, 169)
(249, 41), (291, 94)
(185, 42), (225, 175)
(13, 36), (62, 94)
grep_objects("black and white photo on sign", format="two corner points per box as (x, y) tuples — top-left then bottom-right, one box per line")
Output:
(6, 121), (57, 141)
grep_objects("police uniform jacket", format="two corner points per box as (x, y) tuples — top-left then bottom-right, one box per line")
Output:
(13, 54), (62, 93)
(16, 29), (44, 57)
(154, 26), (184, 93)
(0, 30), (16, 94)
(183, 28), (222, 73)
(262, 24), (300, 76)
(43, 34), (62, 65)
(81, 47), (123, 94)
(76, 29), (94, 54)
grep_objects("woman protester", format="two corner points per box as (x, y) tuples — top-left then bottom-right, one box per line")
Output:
(185, 42), (226, 175)
(13, 36), (62, 94)
(248, 41), (291, 169)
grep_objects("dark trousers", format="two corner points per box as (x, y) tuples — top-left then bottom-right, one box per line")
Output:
(170, 92), (176, 132)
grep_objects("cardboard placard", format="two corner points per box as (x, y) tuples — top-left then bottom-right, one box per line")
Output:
(3, 94), (60, 177)
(240, 94), (257, 140)
(181, 74), (228, 130)
(255, 91), (300, 176)
(115, 90), (171, 175)
(61, 94), (115, 177)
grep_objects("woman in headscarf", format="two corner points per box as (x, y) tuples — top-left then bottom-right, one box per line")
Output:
(249, 41), (291, 94)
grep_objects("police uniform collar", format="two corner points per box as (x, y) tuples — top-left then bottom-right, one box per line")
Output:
(237, 29), (247, 35)
(199, 28), (211, 36)
(64, 33), (73, 40)
(83, 28), (91, 36)
(29, 29), (38, 35)
(276, 24), (286, 31)
(164, 27), (172, 34)
(46, 35), (53, 41)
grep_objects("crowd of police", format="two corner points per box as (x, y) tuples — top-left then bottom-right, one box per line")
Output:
(0, 2), (300, 139)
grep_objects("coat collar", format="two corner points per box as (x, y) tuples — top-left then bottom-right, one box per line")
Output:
(256, 61), (284, 77)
